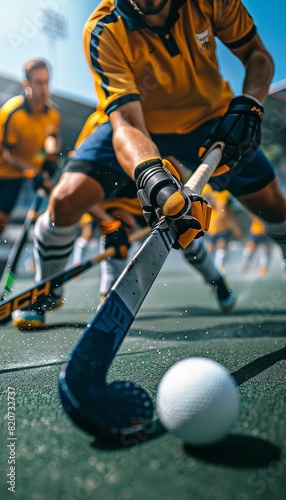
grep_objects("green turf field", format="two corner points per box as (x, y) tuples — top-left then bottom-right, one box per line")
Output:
(0, 249), (285, 500)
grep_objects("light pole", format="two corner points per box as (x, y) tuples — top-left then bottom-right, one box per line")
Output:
(42, 7), (68, 85)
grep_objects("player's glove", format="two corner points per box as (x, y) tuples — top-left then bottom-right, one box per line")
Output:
(172, 191), (212, 249)
(41, 158), (59, 177)
(32, 173), (46, 191)
(199, 95), (264, 175)
(32, 158), (59, 191)
(135, 157), (190, 227)
(134, 157), (212, 249)
(100, 220), (130, 259)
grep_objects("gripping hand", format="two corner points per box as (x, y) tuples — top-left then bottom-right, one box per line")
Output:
(100, 220), (130, 259)
(173, 191), (212, 249)
(199, 95), (264, 175)
(135, 157), (190, 227)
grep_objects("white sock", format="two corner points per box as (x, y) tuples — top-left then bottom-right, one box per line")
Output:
(73, 237), (89, 264)
(214, 248), (226, 269)
(265, 220), (286, 260)
(33, 212), (77, 297)
(182, 239), (221, 283)
(99, 236), (127, 296)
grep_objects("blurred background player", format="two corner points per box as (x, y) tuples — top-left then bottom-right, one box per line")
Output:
(0, 59), (61, 237)
(241, 214), (275, 276)
(203, 185), (243, 269)
(72, 213), (98, 266)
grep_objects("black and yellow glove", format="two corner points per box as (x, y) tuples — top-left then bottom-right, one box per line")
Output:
(173, 192), (212, 249)
(134, 157), (212, 249)
(100, 220), (130, 259)
(32, 157), (59, 192)
(199, 95), (264, 175)
(42, 158), (59, 177)
(135, 157), (190, 227)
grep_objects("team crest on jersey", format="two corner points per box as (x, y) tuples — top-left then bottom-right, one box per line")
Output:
(195, 27), (211, 52)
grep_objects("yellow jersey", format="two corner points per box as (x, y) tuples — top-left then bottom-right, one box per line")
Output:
(203, 184), (231, 235)
(0, 94), (61, 179)
(83, 0), (256, 134)
(249, 216), (266, 236)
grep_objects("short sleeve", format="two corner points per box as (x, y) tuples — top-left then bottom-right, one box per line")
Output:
(213, 0), (256, 49)
(84, 22), (140, 114)
(0, 111), (18, 149)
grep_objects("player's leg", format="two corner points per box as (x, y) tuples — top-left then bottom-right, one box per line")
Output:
(0, 179), (25, 234)
(257, 236), (273, 276)
(72, 215), (94, 265)
(98, 208), (137, 307)
(241, 236), (257, 272)
(214, 233), (228, 269)
(12, 171), (105, 328)
(182, 238), (235, 313)
(237, 178), (286, 264)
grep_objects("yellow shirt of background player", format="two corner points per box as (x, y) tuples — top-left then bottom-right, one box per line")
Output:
(0, 95), (61, 179)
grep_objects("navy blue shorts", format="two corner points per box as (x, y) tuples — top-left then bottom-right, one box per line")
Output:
(207, 230), (232, 245)
(65, 119), (275, 198)
(0, 178), (25, 214)
(249, 234), (269, 244)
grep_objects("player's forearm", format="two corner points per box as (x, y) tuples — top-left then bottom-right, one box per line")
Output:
(242, 49), (274, 104)
(113, 125), (160, 178)
(2, 149), (34, 173)
(88, 203), (114, 223)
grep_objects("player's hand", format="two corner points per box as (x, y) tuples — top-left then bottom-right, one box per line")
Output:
(172, 191), (212, 249)
(199, 95), (264, 175)
(135, 157), (190, 227)
(32, 157), (59, 192)
(41, 158), (59, 178)
(100, 220), (130, 259)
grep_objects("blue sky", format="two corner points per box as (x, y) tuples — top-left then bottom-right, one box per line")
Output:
(0, 0), (285, 103)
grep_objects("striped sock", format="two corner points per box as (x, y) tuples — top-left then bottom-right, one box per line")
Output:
(33, 212), (77, 297)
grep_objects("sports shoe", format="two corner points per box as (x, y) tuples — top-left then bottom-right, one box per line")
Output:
(210, 269), (236, 313)
(12, 294), (65, 330)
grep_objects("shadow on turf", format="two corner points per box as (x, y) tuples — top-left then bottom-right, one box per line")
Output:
(232, 346), (286, 385)
(184, 434), (281, 467)
(129, 321), (286, 342)
(136, 306), (286, 320)
(90, 419), (167, 450)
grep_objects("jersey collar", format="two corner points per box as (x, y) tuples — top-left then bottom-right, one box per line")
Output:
(23, 93), (49, 114)
(116, 0), (187, 32)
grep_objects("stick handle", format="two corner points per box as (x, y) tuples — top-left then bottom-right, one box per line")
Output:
(185, 142), (224, 194)
(0, 189), (46, 299)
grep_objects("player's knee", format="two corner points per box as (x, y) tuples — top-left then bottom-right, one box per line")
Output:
(48, 190), (78, 226)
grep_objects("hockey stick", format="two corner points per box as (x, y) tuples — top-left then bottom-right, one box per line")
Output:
(0, 188), (46, 299)
(59, 143), (224, 441)
(0, 226), (151, 323)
